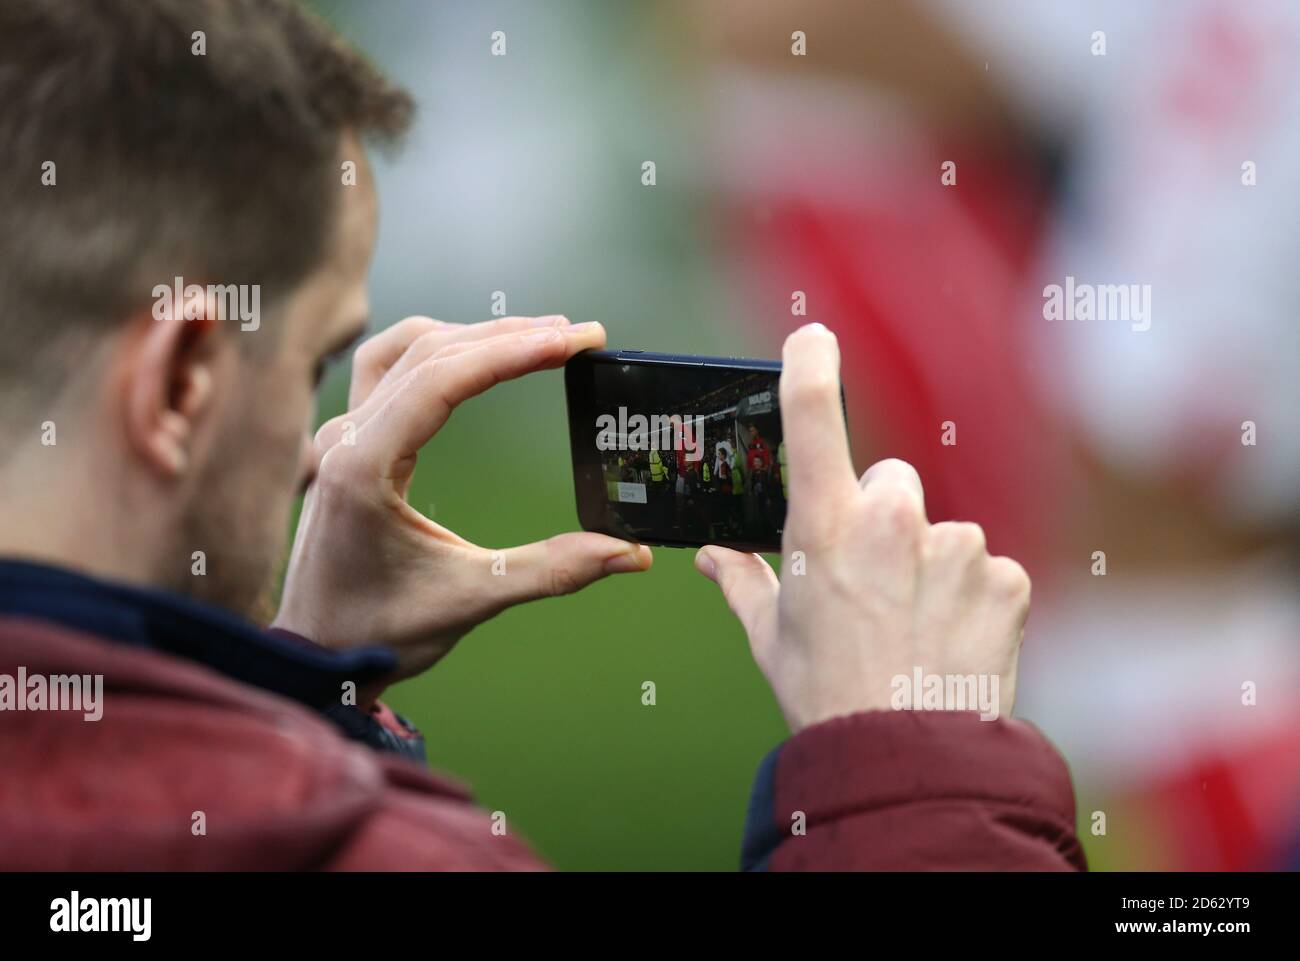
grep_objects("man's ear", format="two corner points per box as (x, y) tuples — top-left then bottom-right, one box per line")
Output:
(123, 307), (220, 479)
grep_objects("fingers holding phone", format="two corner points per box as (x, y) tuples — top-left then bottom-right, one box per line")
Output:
(276, 316), (651, 686)
(697, 323), (1030, 734)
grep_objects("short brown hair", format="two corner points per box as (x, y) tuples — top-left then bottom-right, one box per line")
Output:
(0, 0), (413, 410)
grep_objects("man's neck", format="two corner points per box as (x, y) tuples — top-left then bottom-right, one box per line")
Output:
(0, 456), (162, 588)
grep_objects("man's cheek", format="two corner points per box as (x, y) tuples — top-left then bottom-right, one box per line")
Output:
(249, 389), (314, 500)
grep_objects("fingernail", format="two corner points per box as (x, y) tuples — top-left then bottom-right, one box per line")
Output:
(801, 322), (830, 336)
(695, 550), (716, 578)
(525, 328), (562, 343)
(530, 314), (568, 327)
(604, 551), (645, 574)
(565, 321), (602, 335)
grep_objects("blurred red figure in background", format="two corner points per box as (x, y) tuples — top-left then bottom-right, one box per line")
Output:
(692, 0), (1300, 870)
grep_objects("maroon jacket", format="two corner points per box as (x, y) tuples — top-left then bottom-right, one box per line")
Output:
(0, 559), (1086, 871)
(0, 615), (542, 870)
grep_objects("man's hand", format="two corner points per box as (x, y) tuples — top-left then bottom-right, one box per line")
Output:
(274, 315), (652, 686)
(694, 323), (1030, 733)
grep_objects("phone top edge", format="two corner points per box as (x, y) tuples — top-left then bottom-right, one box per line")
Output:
(571, 348), (782, 371)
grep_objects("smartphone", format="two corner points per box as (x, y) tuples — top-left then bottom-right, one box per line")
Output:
(565, 348), (817, 553)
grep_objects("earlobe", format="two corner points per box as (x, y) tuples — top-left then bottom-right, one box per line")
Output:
(123, 309), (219, 480)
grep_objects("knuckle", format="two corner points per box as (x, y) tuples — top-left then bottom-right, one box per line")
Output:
(524, 327), (566, 353)
(987, 556), (1031, 602)
(395, 315), (441, 341)
(862, 484), (924, 531)
(548, 565), (582, 597)
(352, 338), (381, 369)
(314, 445), (364, 496)
(411, 355), (446, 387)
(928, 520), (985, 556)
(420, 330), (457, 357)
(952, 521), (987, 554)
(313, 416), (344, 458)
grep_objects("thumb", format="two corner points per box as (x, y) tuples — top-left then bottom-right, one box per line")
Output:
(491, 532), (652, 606)
(695, 546), (779, 641)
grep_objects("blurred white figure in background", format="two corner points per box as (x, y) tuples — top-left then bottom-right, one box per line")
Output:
(931, 0), (1300, 868)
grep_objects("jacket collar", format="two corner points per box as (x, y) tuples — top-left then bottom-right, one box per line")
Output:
(0, 558), (396, 709)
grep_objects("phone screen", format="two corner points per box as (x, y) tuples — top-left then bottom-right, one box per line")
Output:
(566, 350), (788, 552)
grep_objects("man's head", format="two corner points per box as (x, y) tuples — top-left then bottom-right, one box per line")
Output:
(0, 0), (412, 617)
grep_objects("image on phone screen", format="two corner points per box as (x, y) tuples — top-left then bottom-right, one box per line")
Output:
(566, 350), (791, 553)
